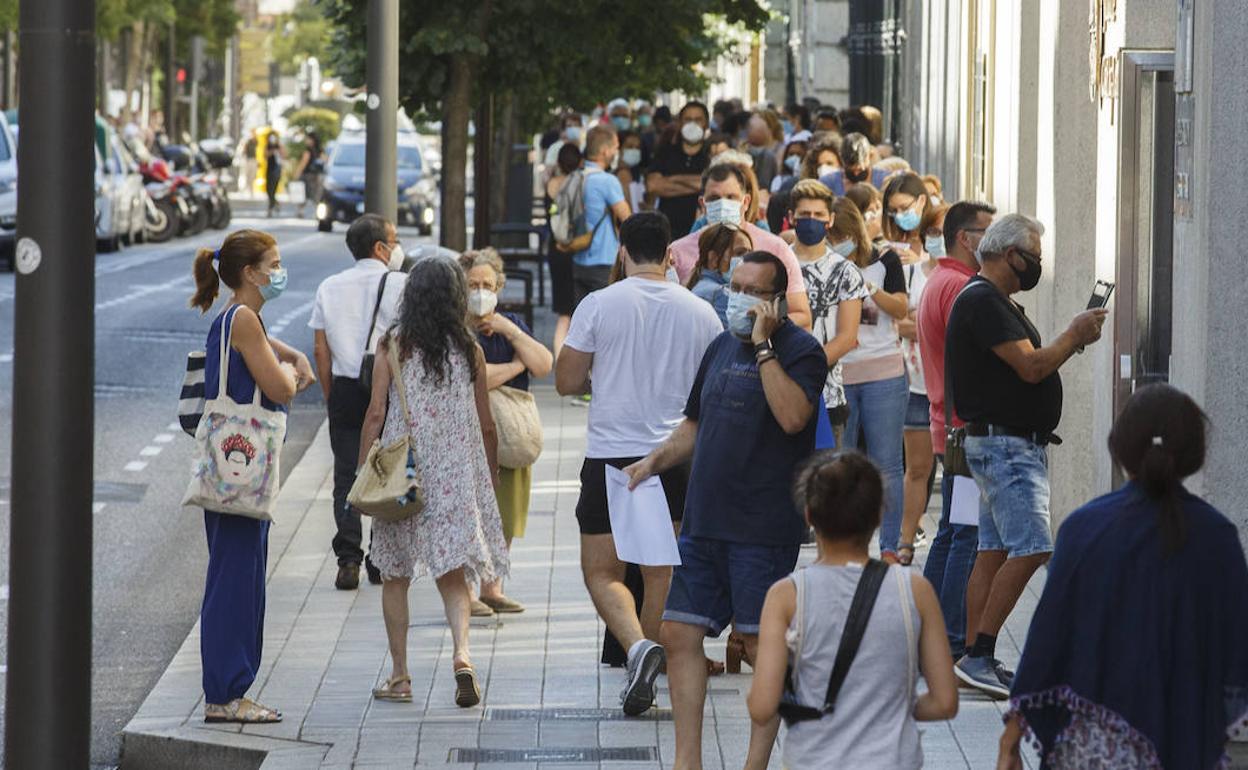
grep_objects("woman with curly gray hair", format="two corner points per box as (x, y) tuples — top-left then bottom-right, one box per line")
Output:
(357, 256), (510, 709)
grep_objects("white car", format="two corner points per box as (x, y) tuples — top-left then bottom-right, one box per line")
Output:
(95, 123), (146, 252)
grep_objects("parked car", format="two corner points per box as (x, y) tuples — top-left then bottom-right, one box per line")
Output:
(94, 117), (146, 252)
(315, 129), (436, 234)
(0, 112), (17, 266)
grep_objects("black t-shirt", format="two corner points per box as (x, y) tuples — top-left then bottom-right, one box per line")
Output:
(873, 247), (908, 294)
(651, 143), (709, 237)
(945, 276), (1063, 433)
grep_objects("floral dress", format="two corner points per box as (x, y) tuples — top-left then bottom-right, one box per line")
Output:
(369, 341), (510, 583)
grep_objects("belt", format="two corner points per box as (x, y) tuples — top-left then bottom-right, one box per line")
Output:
(964, 423), (1061, 447)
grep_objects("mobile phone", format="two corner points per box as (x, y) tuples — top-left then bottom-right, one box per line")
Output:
(1087, 280), (1115, 310)
(775, 296), (789, 318)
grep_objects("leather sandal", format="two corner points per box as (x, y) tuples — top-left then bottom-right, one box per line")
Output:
(454, 666), (481, 708)
(725, 631), (754, 674)
(897, 543), (916, 566)
(479, 594), (525, 613)
(204, 697), (282, 723)
(372, 675), (413, 702)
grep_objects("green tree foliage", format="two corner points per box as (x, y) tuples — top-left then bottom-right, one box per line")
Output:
(269, 1), (333, 77)
(285, 106), (341, 142)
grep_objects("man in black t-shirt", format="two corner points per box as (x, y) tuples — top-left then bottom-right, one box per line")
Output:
(645, 101), (711, 237)
(944, 213), (1107, 700)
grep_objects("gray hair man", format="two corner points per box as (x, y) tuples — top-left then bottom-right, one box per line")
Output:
(943, 212), (1108, 698)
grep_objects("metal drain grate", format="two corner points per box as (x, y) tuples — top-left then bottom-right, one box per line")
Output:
(486, 707), (671, 721)
(449, 747), (657, 763)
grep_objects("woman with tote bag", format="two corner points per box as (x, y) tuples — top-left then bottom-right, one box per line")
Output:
(186, 229), (316, 723)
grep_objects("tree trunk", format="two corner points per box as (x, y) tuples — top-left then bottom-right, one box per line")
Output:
(120, 21), (146, 124)
(489, 91), (514, 226)
(440, 51), (473, 251)
(472, 91), (491, 249)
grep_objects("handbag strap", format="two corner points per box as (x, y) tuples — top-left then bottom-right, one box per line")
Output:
(820, 559), (889, 712)
(364, 271), (393, 356)
(383, 334), (413, 426)
(218, 304), (246, 402)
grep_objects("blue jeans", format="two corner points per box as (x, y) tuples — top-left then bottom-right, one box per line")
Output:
(923, 455), (978, 653)
(843, 374), (907, 555)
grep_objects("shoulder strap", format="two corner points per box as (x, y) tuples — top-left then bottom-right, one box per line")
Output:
(821, 559), (889, 712)
(384, 335), (413, 426)
(896, 566), (918, 703)
(218, 304), (242, 396)
(365, 271), (393, 353)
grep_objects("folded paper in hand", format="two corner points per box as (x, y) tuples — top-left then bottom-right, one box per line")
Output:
(604, 465), (682, 566)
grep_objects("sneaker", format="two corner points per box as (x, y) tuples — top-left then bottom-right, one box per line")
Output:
(954, 655), (1010, 700)
(335, 564), (360, 591)
(914, 527), (927, 548)
(365, 556), (382, 585)
(993, 659), (1015, 688)
(620, 640), (665, 716)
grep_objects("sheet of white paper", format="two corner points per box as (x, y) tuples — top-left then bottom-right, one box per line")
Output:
(949, 475), (981, 527)
(604, 465), (681, 566)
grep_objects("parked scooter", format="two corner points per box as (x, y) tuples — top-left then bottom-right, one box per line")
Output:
(137, 157), (186, 243)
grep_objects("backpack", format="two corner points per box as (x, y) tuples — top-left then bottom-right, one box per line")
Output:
(550, 167), (607, 253)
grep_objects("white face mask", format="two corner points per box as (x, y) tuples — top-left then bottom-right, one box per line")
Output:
(704, 198), (743, 227)
(681, 121), (706, 145)
(387, 243), (405, 271)
(467, 288), (497, 317)
(817, 164), (838, 178)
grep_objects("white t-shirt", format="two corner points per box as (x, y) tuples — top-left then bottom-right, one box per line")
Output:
(841, 253), (904, 367)
(564, 276), (723, 458)
(308, 259), (405, 378)
(903, 261), (932, 395)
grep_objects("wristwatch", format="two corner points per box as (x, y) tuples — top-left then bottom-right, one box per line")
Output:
(754, 339), (774, 356)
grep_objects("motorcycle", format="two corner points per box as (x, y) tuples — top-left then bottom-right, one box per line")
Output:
(137, 158), (185, 243)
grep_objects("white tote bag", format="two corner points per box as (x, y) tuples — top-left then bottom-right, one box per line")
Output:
(181, 305), (286, 520)
(286, 180), (306, 204)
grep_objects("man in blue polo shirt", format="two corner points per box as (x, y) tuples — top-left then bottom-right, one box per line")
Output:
(573, 124), (632, 303)
(623, 250), (827, 769)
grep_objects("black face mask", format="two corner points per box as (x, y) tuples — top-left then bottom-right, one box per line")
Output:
(1012, 250), (1042, 291)
(846, 167), (869, 183)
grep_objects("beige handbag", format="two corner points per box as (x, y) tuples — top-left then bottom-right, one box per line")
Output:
(347, 340), (425, 521)
(488, 385), (543, 469)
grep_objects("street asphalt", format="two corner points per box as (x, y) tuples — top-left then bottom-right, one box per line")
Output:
(0, 196), (435, 768)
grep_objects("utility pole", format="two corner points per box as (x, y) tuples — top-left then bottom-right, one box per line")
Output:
(364, 0), (397, 222)
(6, 0), (95, 766)
(190, 35), (203, 141)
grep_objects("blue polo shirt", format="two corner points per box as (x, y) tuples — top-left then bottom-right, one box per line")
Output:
(575, 162), (625, 268)
(681, 321), (828, 545)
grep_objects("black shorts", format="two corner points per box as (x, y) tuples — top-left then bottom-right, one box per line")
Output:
(549, 246), (576, 316)
(572, 264), (612, 307)
(575, 457), (689, 536)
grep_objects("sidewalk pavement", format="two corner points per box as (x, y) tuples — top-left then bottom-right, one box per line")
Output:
(122, 386), (1046, 769)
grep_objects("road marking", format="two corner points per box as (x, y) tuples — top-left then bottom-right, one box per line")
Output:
(93, 502), (106, 515)
(0, 585), (8, 601)
(167, 422), (182, 432)
(0, 353), (11, 364)
(267, 299), (316, 336)
(153, 433), (175, 444)
(139, 446), (163, 457)
(124, 460), (147, 472)
(96, 275), (193, 312)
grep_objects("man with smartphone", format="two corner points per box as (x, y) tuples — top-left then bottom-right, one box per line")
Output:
(624, 250), (827, 770)
(943, 213), (1108, 699)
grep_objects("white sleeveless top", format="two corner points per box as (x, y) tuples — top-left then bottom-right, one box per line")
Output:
(782, 562), (923, 769)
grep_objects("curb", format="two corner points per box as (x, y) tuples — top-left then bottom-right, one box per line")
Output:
(120, 419), (338, 769)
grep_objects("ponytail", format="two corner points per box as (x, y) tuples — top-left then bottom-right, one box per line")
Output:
(188, 229), (278, 314)
(190, 247), (220, 312)
(1108, 384), (1208, 555)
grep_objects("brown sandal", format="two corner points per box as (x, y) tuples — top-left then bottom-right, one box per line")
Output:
(204, 698), (282, 723)
(454, 666), (481, 708)
(897, 544), (916, 566)
(372, 675), (413, 702)
(725, 631), (754, 674)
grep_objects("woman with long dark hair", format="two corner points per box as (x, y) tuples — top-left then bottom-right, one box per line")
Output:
(998, 384), (1248, 769)
(357, 257), (510, 709)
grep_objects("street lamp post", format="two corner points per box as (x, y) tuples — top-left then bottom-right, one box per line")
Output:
(365, 0), (397, 222)
(5, 0), (96, 764)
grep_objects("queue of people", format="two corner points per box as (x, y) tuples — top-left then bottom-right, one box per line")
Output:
(180, 99), (1248, 769)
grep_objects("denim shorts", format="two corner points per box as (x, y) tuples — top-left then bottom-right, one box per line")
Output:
(904, 391), (931, 430)
(662, 536), (801, 636)
(964, 435), (1053, 558)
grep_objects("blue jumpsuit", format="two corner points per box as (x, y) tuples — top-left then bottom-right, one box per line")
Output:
(199, 305), (287, 704)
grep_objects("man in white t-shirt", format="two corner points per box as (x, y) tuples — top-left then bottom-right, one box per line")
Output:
(309, 214), (406, 591)
(555, 211), (722, 717)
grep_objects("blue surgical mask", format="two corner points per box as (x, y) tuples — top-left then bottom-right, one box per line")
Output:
(724, 255), (743, 280)
(704, 198), (743, 227)
(725, 290), (763, 339)
(784, 155), (800, 174)
(781, 119), (794, 136)
(893, 207), (921, 232)
(831, 239), (856, 259)
(621, 148), (642, 167)
(259, 267), (287, 301)
(611, 116), (631, 132)
(637, 113), (652, 128)
(564, 126), (582, 143)
(793, 217), (828, 246)
(925, 235), (947, 258)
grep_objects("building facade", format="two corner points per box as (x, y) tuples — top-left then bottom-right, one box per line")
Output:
(898, 0), (1248, 547)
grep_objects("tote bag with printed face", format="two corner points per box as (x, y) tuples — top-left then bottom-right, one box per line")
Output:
(181, 305), (286, 520)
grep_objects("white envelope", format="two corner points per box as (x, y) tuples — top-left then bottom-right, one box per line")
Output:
(949, 475), (981, 527)
(604, 465), (682, 566)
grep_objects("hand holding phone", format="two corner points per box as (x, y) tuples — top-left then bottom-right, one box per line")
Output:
(1087, 280), (1115, 310)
